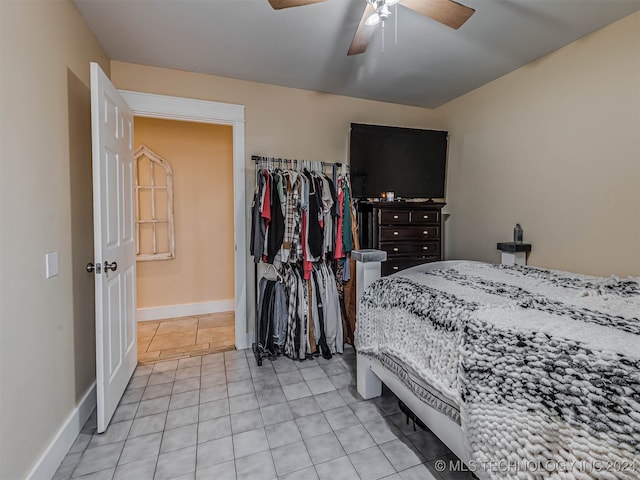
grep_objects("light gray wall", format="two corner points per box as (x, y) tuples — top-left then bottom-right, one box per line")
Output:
(0, 2), (109, 478)
(438, 12), (640, 277)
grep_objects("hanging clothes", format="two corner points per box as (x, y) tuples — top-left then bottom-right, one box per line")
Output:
(305, 170), (324, 260)
(266, 173), (285, 264)
(281, 171), (301, 263)
(333, 178), (345, 260)
(251, 159), (355, 363)
(250, 172), (267, 264)
(320, 175), (336, 256)
(342, 177), (353, 255)
(316, 263), (343, 354)
(256, 275), (288, 356)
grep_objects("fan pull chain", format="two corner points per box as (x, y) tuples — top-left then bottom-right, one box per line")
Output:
(395, 3), (398, 45)
(381, 19), (385, 53)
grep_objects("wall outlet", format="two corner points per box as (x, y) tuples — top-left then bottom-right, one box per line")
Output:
(45, 252), (59, 278)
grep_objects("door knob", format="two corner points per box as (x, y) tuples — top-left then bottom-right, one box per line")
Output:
(87, 262), (102, 274)
(104, 261), (118, 272)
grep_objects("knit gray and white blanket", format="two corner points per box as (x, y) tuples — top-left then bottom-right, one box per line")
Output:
(355, 261), (640, 480)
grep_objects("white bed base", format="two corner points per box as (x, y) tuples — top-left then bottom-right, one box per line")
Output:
(357, 353), (471, 464)
(354, 258), (471, 465)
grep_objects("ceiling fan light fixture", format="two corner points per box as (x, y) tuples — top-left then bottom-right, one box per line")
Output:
(365, 12), (381, 26)
(376, 3), (391, 22)
(384, 0), (399, 5)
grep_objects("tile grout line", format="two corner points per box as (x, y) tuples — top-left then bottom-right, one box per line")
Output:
(67, 379), (143, 480)
(192, 361), (201, 479)
(62, 347), (455, 480)
(107, 406), (135, 480)
(250, 356), (280, 480)
(151, 373), (172, 480)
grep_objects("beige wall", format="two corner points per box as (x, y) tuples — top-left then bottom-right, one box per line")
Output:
(134, 117), (234, 308)
(2, 4), (636, 476)
(438, 12), (640, 277)
(111, 61), (442, 334)
(0, 1), (110, 479)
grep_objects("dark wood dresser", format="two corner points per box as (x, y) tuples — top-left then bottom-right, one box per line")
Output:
(358, 201), (445, 276)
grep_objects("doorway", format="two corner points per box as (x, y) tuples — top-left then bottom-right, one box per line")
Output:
(119, 90), (249, 353)
(133, 117), (235, 363)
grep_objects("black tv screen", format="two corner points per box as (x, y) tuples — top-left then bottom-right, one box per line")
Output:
(349, 123), (447, 199)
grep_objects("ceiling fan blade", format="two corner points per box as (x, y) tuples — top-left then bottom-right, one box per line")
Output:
(400, 0), (475, 29)
(348, 3), (377, 56)
(268, 0), (327, 9)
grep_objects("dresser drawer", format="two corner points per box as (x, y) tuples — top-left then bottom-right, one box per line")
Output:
(382, 256), (440, 276)
(415, 226), (439, 239)
(414, 242), (440, 255)
(379, 226), (439, 241)
(380, 242), (414, 256)
(380, 210), (410, 224)
(379, 226), (415, 241)
(410, 210), (440, 224)
(381, 241), (440, 256)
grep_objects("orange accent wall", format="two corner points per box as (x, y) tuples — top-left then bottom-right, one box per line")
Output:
(134, 117), (234, 308)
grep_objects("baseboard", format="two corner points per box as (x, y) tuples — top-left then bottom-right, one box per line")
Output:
(25, 382), (96, 480)
(137, 299), (235, 322)
(236, 332), (253, 351)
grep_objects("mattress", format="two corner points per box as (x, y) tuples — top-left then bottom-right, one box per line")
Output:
(356, 261), (640, 480)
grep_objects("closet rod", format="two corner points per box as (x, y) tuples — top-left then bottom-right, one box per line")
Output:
(252, 155), (348, 170)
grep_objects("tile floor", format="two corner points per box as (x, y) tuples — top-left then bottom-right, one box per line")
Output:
(54, 346), (473, 480)
(138, 313), (235, 364)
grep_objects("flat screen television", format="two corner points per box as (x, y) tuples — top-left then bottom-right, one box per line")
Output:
(349, 123), (448, 199)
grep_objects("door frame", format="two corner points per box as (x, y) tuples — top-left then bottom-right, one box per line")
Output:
(119, 90), (249, 349)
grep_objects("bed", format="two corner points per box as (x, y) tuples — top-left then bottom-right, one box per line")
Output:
(355, 260), (639, 480)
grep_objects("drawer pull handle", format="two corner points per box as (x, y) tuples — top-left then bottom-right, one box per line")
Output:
(393, 231), (399, 236)
(423, 215), (429, 219)
(393, 266), (399, 270)
(393, 248), (399, 252)
(422, 246), (429, 251)
(423, 231), (429, 235)
(393, 215), (399, 219)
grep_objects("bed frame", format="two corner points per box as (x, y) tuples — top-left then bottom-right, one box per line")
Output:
(354, 257), (471, 465)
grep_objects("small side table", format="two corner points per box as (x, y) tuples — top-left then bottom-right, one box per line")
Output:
(497, 242), (531, 266)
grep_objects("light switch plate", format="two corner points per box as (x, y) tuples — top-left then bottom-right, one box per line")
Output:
(46, 252), (59, 278)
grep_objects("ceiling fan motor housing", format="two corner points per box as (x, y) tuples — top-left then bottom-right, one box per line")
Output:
(366, 0), (396, 25)
(269, 0), (475, 56)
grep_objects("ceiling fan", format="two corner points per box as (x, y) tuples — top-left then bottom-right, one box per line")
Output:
(268, 0), (475, 56)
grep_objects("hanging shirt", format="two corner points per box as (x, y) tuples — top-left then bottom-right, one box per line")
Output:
(266, 173), (285, 264)
(320, 175), (334, 256)
(322, 263), (343, 354)
(281, 171), (300, 264)
(342, 177), (353, 254)
(251, 172), (267, 264)
(261, 171), (271, 224)
(334, 178), (345, 260)
(261, 172), (272, 262)
(305, 171), (323, 259)
(302, 212), (312, 280)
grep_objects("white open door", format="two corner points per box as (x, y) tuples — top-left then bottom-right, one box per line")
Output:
(90, 62), (137, 433)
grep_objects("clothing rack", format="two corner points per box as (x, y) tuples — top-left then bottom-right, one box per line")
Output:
(251, 155), (347, 174)
(251, 154), (350, 367)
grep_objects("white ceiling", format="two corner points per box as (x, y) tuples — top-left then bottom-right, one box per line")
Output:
(74, 0), (639, 108)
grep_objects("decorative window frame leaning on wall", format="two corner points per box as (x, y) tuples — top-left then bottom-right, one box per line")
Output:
(134, 144), (175, 261)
